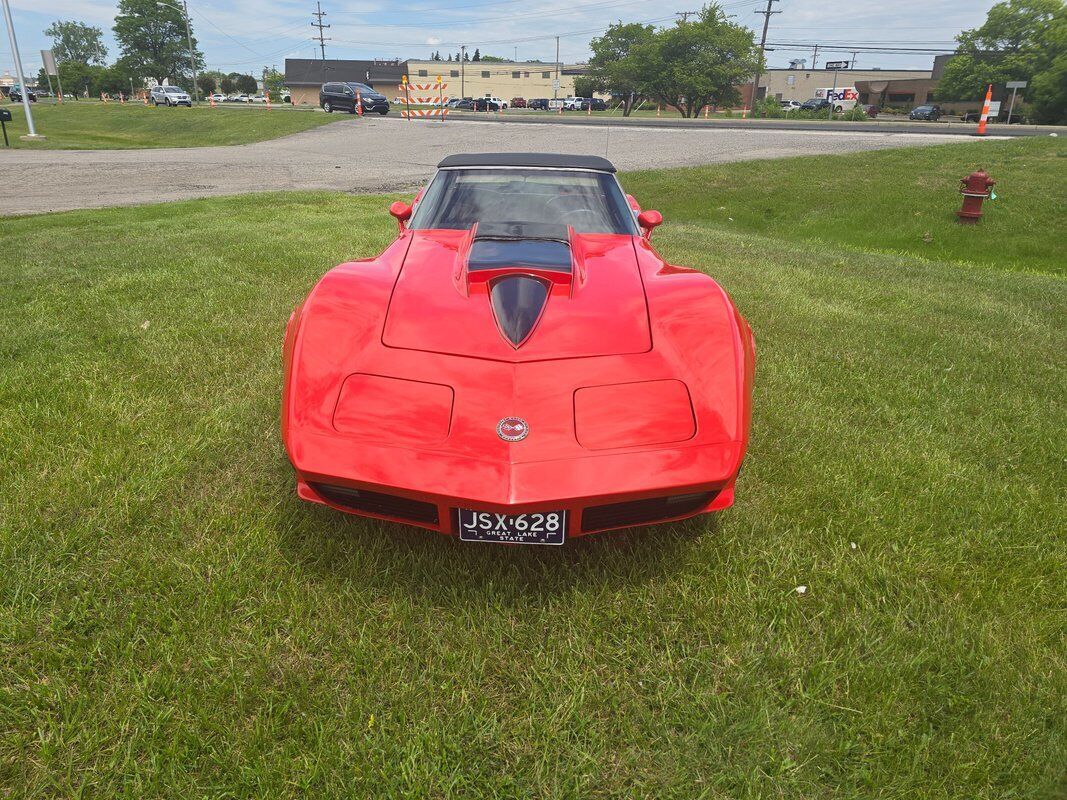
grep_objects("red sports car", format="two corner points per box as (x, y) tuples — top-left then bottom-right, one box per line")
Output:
(282, 153), (754, 544)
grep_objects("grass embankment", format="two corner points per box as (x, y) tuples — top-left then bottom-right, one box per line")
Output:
(0, 139), (1064, 797)
(0, 101), (338, 149)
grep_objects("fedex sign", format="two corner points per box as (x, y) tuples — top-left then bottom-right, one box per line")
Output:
(814, 87), (858, 102)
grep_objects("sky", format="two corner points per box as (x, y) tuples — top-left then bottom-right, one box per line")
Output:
(3, 0), (1000, 81)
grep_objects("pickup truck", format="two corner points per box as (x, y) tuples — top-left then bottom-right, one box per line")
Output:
(562, 96), (585, 110)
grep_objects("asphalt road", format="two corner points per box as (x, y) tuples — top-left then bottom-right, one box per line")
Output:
(1, 115), (993, 216)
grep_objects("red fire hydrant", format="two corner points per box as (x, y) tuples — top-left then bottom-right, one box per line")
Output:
(957, 169), (995, 224)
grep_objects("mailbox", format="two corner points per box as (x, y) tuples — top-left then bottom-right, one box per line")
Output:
(0, 109), (12, 122)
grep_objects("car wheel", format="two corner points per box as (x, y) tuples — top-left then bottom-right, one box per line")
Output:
(378, 108), (388, 115)
(323, 101), (332, 113)
(834, 105), (842, 113)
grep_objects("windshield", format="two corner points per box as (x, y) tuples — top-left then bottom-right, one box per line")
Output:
(409, 168), (638, 235)
(347, 83), (378, 95)
(165, 87), (183, 93)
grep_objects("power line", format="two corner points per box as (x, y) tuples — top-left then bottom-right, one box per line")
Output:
(311, 2), (331, 60)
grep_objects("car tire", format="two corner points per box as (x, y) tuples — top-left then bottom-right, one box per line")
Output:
(378, 108), (388, 115)
(834, 105), (842, 113)
(323, 101), (332, 113)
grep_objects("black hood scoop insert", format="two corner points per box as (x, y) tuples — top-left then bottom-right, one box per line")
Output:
(489, 275), (550, 348)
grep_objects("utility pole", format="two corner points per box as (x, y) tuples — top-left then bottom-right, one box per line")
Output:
(2, 0), (41, 138)
(675, 11), (699, 22)
(554, 36), (559, 100)
(811, 43), (819, 69)
(750, 0), (780, 107)
(311, 2), (330, 61)
(460, 44), (466, 98)
(850, 50), (858, 71)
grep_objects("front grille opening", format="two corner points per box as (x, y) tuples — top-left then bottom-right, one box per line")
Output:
(581, 491), (716, 533)
(309, 482), (439, 525)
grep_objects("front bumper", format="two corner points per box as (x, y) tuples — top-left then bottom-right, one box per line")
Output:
(288, 432), (742, 538)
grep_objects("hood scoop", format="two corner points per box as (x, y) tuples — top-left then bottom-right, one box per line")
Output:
(489, 276), (549, 348)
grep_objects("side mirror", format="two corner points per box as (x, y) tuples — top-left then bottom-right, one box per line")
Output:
(389, 201), (412, 231)
(637, 209), (663, 239)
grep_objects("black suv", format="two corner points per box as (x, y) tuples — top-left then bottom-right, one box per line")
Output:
(319, 82), (389, 115)
(528, 98), (549, 110)
(800, 98), (832, 112)
(580, 98), (607, 111)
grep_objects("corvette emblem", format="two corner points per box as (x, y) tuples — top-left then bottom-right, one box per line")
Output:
(497, 417), (529, 442)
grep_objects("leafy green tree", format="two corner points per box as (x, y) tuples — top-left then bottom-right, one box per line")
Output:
(263, 69), (285, 101)
(588, 22), (655, 116)
(113, 0), (204, 86)
(472, 49), (481, 61)
(938, 0), (1065, 121)
(198, 74), (217, 95)
(232, 73), (258, 95)
(44, 20), (108, 65)
(220, 76), (237, 94)
(631, 5), (758, 118)
(573, 76), (598, 98)
(1029, 13), (1067, 121)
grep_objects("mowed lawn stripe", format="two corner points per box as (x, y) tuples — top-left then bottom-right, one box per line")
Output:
(1, 147), (1065, 797)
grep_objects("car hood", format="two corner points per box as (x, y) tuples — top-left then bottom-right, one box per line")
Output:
(382, 228), (651, 362)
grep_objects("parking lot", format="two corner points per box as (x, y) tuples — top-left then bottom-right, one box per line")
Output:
(0, 114), (986, 216)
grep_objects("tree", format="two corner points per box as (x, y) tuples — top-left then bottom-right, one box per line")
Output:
(1029, 12), (1067, 121)
(263, 68), (285, 101)
(113, 0), (204, 86)
(235, 74), (258, 94)
(573, 76), (598, 98)
(938, 0), (1065, 121)
(44, 20), (108, 65)
(198, 73), (217, 95)
(588, 22), (655, 115)
(631, 5), (758, 117)
(473, 48), (481, 61)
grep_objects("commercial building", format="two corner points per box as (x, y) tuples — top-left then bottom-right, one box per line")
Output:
(285, 57), (597, 106)
(742, 67), (934, 107)
(402, 60), (591, 102)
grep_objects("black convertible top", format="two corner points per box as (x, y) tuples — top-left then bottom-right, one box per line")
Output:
(437, 152), (617, 173)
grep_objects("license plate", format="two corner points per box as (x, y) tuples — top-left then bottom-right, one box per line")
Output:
(457, 509), (567, 545)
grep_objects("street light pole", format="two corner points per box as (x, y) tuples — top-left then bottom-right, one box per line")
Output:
(1, 0), (42, 138)
(157, 0), (198, 102)
(460, 45), (466, 98)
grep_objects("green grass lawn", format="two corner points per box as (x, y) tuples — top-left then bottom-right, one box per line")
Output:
(625, 137), (1067, 276)
(1, 140), (1064, 797)
(0, 101), (340, 149)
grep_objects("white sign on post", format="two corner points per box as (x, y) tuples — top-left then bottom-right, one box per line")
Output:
(1006, 80), (1027, 89)
(552, 79), (560, 90)
(987, 100), (1002, 116)
(41, 49), (58, 76)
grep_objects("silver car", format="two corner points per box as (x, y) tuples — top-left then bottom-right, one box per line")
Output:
(149, 85), (192, 107)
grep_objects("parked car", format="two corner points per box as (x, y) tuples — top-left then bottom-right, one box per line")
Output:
(249, 94), (269, 103)
(780, 99), (802, 112)
(486, 96), (508, 109)
(473, 97), (502, 111)
(149, 85), (192, 107)
(319, 82), (389, 114)
(909, 104), (941, 121)
(799, 97), (832, 112)
(527, 98), (549, 110)
(579, 98), (607, 111)
(208, 93), (226, 104)
(231, 94), (251, 103)
(510, 97), (527, 108)
(9, 85), (37, 103)
(453, 98), (476, 110)
(562, 96), (585, 110)
(281, 152), (755, 543)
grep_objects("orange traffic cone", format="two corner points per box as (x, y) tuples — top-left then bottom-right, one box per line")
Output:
(356, 91), (363, 116)
(976, 83), (993, 136)
(143, 94), (148, 105)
